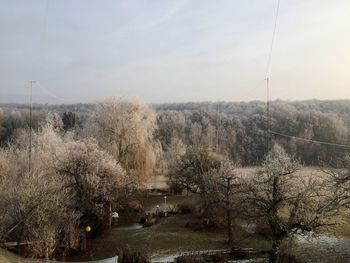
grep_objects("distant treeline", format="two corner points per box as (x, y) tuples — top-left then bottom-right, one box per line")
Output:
(1, 99), (350, 165)
(154, 100), (350, 129)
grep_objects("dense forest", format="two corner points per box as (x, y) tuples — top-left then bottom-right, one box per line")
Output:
(1, 100), (349, 165)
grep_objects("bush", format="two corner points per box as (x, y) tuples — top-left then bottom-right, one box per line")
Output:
(139, 216), (146, 224)
(178, 203), (195, 214)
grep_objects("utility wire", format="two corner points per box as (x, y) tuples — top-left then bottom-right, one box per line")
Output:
(237, 1), (281, 101)
(36, 84), (69, 103)
(240, 1), (281, 102)
(270, 130), (350, 148)
(265, 0), (281, 161)
(239, 79), (266, 100)
(265, 0), (281, 78)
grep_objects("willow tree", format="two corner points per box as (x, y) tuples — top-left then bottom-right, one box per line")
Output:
(90, 97), (159, 178)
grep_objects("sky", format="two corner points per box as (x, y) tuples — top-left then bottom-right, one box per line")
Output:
(0, 0), (350, 104)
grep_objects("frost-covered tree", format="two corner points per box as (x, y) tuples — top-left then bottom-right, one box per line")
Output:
(88, 97), (160, 178)
(0, 123), (76, 258)
(164, 138), (186, 171)
(208, 160), (240, 245)
(241, 144), (340, 263)
(62, 111), (80, 131)
(0, 113), (127, 258)
(322, 155), (350, 209)
(168, 146), (223, 195)
(56, 138), (127, 215)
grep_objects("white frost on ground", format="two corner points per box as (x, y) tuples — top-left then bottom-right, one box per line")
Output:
(296, 233), (350, 256)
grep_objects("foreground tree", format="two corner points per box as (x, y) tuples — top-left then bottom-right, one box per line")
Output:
(168, 146), (223, 195)
(0, 122), (77, 258)
(56, 137), (127, 224)
(62, 111), (80, 131)
(0, 114), (128, 258)
(322, 155), (350, 209)
(241, 144), (340, 263)
(208, 160), (240, 245)
(168, 146), (224, 223)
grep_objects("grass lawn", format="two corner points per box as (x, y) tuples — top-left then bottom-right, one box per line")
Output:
(73, 195), (270, 261)
(89, 215), (227, 259)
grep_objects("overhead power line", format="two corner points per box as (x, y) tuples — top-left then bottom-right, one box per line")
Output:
(36, 84), (69, 103)
(265, 0), (280, 158)
(265, 0), (281, 78)
(261, 2), (350, 151)
(240, 0), (281, 101)
(270, 130), (350, 148)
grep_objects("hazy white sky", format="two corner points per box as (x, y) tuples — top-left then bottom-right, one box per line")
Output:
(0, 0), (349, 104)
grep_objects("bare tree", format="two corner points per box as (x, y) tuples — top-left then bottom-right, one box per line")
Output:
(208, 160), (240, 245)
(241, 144), (340, 263)
(168, 146), (223, 195)
(322, 155), (350, 209)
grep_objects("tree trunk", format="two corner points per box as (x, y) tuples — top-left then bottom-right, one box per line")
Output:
(269, 239), (281, 263)
(226, 177), (233, 246)
(45, 243), (49, 260)
(226, 209), (233, 245)
(63, 238), (68, 262)
(16, 226), (24, 255)
(108, 202), (112, 230)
